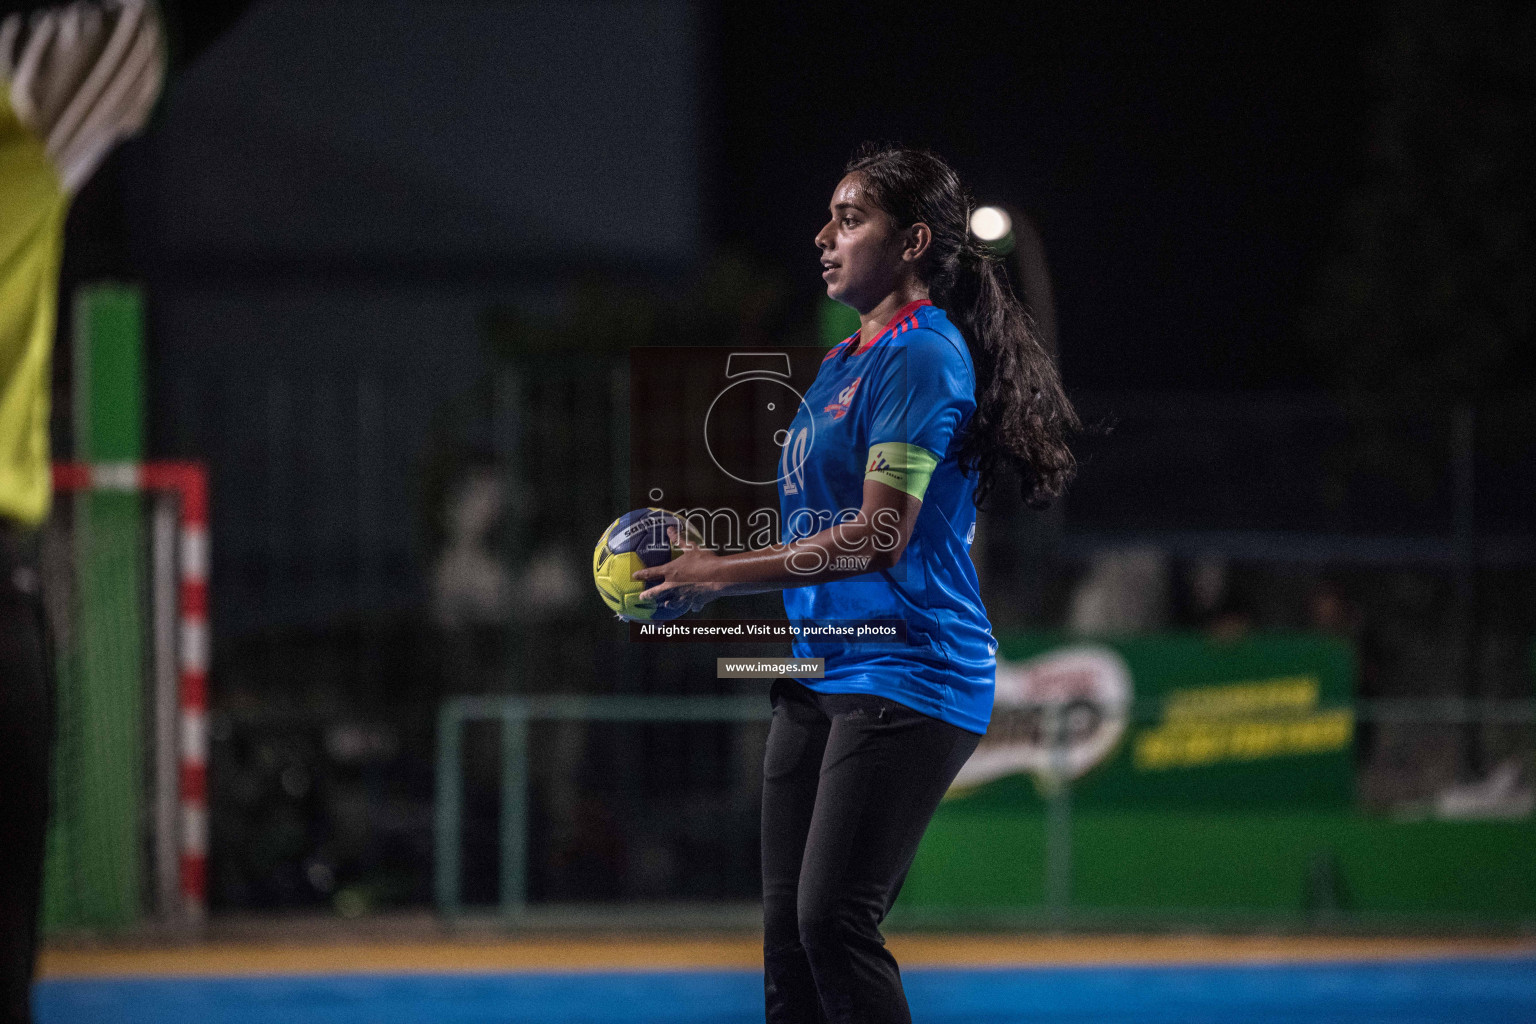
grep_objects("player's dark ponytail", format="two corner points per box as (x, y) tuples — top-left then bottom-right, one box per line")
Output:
(845, 143), (1081, 509)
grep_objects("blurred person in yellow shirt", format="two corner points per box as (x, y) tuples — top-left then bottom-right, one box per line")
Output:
(1, 2), (161, 1020)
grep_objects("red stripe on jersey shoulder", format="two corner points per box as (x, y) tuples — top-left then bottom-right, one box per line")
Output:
(849, 299), (933, 356)
(822, 333), (859, 362)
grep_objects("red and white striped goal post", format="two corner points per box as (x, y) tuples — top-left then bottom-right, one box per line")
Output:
(53, 460), (210, 920)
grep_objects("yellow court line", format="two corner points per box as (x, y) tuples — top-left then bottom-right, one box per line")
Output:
(888, 934), (1536, 967)
(41, 937), (763, 978)
(40, 934), (1536, 979)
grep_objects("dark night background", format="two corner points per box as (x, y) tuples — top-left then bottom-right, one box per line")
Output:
(716, 2), (1377, 391)
(16, 0), (1531, 916)
(50, 0), (1533, 393)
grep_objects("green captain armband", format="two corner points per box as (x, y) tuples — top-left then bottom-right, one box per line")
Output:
(864, 442), (939, 500)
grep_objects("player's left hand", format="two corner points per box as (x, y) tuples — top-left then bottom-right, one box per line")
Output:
(633, 526), (724, 612)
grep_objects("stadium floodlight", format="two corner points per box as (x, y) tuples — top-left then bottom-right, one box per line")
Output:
(969, 205), (1012, 243)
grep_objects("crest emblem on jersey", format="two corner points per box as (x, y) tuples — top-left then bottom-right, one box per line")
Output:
(823, 375), (862, 420)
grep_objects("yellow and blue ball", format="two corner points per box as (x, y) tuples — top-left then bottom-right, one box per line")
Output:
(592, 508), (696, 622)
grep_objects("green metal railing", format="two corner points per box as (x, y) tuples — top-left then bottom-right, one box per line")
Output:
(435, 695), (1535, 925)
(435, 694), (769, 920)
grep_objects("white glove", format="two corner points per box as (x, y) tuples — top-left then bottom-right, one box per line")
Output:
(1, 0), (164, 193)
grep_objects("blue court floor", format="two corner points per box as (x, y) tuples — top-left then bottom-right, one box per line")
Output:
(37, 955), (1536, 1024)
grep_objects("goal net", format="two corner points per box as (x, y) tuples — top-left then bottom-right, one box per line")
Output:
(40, 461), (208, 931)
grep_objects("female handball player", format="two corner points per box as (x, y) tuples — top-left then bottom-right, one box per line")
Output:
(633, 144), (1081, 1024)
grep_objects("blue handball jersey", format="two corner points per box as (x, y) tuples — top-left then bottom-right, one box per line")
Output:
(778, 299), (997, 734)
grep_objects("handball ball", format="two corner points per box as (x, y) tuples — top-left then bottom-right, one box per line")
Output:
(592, 508), (699, 622)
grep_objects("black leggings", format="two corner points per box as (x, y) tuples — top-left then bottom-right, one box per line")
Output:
(761, 679), (980, 1024)
(0, 527), (52, 1024)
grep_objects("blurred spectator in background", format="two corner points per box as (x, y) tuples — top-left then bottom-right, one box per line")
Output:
(1178, 554), (1257, 643)
(1305, 577), (1380, 767)
(1067, 548), (1170, 635)
(431, 464), (514, 687)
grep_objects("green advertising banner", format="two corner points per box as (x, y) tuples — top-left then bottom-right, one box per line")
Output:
(894, 633), (1536, 924)
(949, 632), (1357, 811)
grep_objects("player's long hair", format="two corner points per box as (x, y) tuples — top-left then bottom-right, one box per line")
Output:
(846, 144), (1081, 510)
